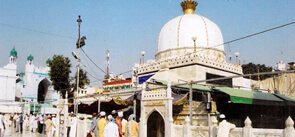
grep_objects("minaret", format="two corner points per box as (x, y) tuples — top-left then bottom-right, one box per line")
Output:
(9, 47), (17, 64)
(25, 54), (35, 86)
(27, 54), (34, 65)
(181, 0), (198, 14)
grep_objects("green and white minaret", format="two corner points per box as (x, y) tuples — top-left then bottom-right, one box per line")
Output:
(9, 47), (17, 64)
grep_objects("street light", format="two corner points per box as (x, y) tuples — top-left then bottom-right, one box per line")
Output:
(192, 36), (197, 53)
(228, 55), (232, 62)
(234, 52), (240, 65)
(72, 51), (78, 59)
(141, 51), (145, 64)
(74, 15), (86, 114)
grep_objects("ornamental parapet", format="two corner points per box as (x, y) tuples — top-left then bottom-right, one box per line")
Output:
(137, 52), (242, 75)
(142, 88), (167, 100)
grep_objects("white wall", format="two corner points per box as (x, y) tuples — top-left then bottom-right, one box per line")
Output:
(0, 66), (16, 101)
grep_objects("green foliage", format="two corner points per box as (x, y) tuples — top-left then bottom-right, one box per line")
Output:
(48, 55), (71, 98)
(242, 62), (273, 80)
(77, 69), (90, 88)
(71, 69), (90, 90)
(69, 68), (90, 103)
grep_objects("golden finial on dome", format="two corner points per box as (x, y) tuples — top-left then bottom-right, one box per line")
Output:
(181, 0), (198, 14)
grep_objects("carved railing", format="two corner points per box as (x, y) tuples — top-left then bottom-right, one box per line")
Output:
(171, 116), (295, 137)
(142, 88), (167, 100)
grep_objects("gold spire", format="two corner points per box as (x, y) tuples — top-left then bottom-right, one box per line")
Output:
(181, 0), (198, 14)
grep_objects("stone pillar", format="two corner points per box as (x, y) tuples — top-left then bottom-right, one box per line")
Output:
(64, 92), (69, 137)
(139, 83), (147, 137)
(183, 116), (191, 137)
(83, 116), (87, 137)
(211, 116), (218, 137)
(242, 117), (253, 137)
(57, 93), (63, 137)
(165, 80), (173, 137)
(284, 116), (295, 137)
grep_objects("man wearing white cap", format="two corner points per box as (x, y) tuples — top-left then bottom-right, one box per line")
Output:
(118, 112), (127, 137)
(217, 114), (236, 137)
(104, 115), (118, 137)
(97, 111), (107, 137)
(111, 110), (116, 117)
(115, 112), (123, 137)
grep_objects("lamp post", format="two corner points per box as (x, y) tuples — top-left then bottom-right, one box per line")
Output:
(141, 51), (145, 64)
(192, 36), (197, 53)
(234, 52), (240, 65)
(189, 81), (193, 125)
(228, 55), (232, 62)
(74, 15), (82, 114)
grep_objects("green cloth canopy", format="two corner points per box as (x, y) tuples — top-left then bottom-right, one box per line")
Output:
(214, 87), (283, 105)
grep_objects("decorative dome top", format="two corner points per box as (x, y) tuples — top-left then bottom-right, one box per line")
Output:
(156, 0), (224, 60)
(10, 47), (17, 58)
(27, 54), (34, 61)
(181, 0), (198, 14)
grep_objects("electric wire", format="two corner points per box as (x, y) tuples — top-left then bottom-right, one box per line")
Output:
(80, 52), (103, 79)
(80, 48), (106, 74)
(0, 22), (75, 40)
(214, 21), (295, 48)
(80, 62), (103, 82)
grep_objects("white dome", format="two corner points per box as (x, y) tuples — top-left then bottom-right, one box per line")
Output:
(157, 14), (224, 57)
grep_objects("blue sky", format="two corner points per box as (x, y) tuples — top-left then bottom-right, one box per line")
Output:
(1, 0), (294, 85)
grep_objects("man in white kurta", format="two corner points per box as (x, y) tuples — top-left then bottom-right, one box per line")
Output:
(217, 115), (236, 137)
(104, 115), (118, 137)
(30, 114), (37, 132)
(69, 115), (78, 137)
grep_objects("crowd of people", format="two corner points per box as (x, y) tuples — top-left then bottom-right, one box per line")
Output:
(0, 110), (139, 137)
(0, 112), (57, 137)
(88, 110), (139, 137)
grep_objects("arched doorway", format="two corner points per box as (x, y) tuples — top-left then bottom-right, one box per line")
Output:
(147, 111), (165, 137)
(37, 78), (50, 103)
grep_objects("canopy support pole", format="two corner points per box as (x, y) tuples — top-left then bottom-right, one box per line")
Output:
(97, 99), (101, 112)
(134, 99), (136, 120)
(189, 82), (193, 125)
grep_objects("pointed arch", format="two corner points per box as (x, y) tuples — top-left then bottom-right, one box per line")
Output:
(147, 110), (165, 137)
(37, 78), (51, 103)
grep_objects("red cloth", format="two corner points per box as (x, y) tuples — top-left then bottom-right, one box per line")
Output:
(116, 118), (123, 137)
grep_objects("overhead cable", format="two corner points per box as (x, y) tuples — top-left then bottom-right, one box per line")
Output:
(80, 48), (106, 74)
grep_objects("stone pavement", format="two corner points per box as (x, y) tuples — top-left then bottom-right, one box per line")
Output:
(3, 127), (44, 137)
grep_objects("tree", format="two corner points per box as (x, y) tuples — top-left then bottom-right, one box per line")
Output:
(48, 55), (71, 98)
(75, 68), (90, 89)
(68, 69), (90, 102)
(242, 62), (273, 80)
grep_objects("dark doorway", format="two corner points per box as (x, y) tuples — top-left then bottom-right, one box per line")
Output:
(147, 111), (165, 137)
(37, 78), (50, 103)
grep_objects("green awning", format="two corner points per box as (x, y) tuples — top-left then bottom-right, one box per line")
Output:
(214, 87), (283, 105)
(274, 94), (295, 101)
(274, 94), (295, 105)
